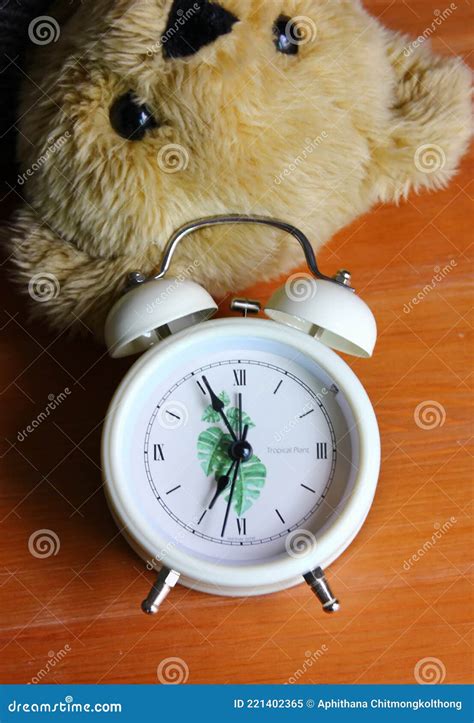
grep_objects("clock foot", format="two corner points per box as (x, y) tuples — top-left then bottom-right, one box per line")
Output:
(304, 567), (340, 613)
(141, 567), (180, 615)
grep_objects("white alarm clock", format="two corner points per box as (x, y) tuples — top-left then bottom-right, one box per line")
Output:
(102, 216), (380, 615)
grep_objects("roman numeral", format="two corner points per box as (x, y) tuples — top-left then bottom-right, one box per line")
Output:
(154, 444), (165, 461)
(236, 518), (247, 535)
(196, 380), (206, 395)
(233, 369), (247, 386)
(316, 442), (328, 460)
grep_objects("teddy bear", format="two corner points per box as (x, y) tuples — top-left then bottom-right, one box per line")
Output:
(1, 0), (471, 338)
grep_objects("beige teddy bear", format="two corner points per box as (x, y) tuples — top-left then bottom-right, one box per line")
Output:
(6, 0), (472, 337)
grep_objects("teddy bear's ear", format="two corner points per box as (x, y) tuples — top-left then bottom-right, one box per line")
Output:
(372, 30), (472, 203)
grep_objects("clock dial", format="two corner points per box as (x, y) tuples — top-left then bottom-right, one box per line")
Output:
(144, 359), (338, 547)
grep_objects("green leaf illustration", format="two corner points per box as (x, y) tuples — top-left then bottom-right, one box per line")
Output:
(226, 407), (255, 431)
(197, 390), (267, 516)
(225, 454), (267, 517)
(201, 391), (231, 423)
(197, 427), (229, 476)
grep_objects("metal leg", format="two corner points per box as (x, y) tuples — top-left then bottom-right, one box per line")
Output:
(141, 567), (180, 615)
(304, 567), (340, 613)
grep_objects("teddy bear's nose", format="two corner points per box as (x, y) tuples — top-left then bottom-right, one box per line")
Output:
(163, 0), (238, 59)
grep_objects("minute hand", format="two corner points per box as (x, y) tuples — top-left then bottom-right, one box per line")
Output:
(202, 376), (238, 442)
(221, 424), (249, 538)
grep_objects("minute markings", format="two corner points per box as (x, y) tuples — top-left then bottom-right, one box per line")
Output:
(144, 358), (337, 546)
(166, 485), (181, 495)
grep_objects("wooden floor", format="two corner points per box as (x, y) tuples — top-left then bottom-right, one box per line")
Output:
(0, 1), (472, 685)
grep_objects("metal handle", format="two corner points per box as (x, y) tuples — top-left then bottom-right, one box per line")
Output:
(129, 215), (348, 287)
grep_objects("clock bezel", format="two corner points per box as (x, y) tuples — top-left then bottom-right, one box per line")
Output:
(102, 318), (380, 591)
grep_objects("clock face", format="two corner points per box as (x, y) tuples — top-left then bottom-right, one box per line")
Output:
(104, 324), (362, 570)
(144, 359), (338, 546)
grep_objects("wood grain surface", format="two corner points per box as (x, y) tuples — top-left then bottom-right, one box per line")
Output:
(0, 0), (472, 686)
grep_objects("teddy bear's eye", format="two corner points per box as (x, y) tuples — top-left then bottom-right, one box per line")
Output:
(273, 15), (299, 56)
(109, 92), (159, 141)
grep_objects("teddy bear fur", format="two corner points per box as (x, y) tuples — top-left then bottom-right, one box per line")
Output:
(6, 0), (472, 338)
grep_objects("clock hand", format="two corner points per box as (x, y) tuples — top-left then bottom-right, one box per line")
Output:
(208, 460), (237, 510)
(202, 376), (238, 442)
(237, 392), (242, 439)
(221, 424), (249, 538)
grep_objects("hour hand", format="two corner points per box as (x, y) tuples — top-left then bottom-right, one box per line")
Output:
(208, 462), (236, 510)
(202, 376), (237, 441)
